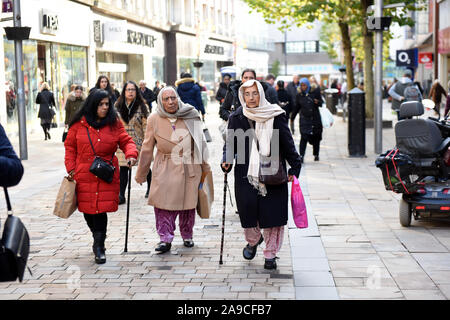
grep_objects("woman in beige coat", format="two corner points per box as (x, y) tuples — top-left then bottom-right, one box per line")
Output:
(135, 86), (211, 253)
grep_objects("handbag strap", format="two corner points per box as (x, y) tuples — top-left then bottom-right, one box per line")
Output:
(85, 127), (114, 163)
(3, 187), (13, 215)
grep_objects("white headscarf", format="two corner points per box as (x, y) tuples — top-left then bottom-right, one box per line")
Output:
(238, 80), (285, 196)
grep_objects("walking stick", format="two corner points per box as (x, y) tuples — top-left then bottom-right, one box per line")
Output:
(219, 173), (228, 265)
(124, 164), (132, 253)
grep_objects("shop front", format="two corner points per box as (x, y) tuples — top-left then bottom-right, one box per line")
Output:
(0, 0), (90, 133)
(438, 0), (450, 91)
(176, 33), (233, 91)
(92, 14), (165, 93)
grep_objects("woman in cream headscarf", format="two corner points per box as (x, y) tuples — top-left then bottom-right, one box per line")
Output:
(221, 80), (302, 270)
(135, 86), (211, 253)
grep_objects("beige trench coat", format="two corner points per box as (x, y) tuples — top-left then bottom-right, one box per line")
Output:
(135, 113), (211, 211)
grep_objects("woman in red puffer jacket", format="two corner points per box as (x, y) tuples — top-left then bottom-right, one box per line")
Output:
(64, 89), (138, 264)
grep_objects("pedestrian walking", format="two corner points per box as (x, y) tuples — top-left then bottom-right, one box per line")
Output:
(111, 83), (121, 101)
(388, 70), (422, 120)
(135, 86), (211, 253)
(429, 79), (447, 117)
(64, 89), (138, 264)
(139, 80), (156, 110)
(115, 81), (151, 204)
(276, 80), (291, 120)
(219, 69), (277, 121)
(64, 85), (85, 128)
(221, 80), (302, 270)
(295, 78), (324, 163)
(0, 123), (23, 187)
(36, 82), (56, 141)
(216, 73), (231, 105)
(175, 72), (206, 121)
(264, 74), (279, 104)
(153, 80), (162, 98)
(91, 75), (118, 106)
(286, 75), (300, 133)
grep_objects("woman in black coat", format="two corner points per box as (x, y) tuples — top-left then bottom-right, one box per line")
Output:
(276, 80), (292, 120)
(295, 78), (323, 162)
(36, 82), (56, 140)
(0, 123), (24, 187)
(221, 80), (302, 270)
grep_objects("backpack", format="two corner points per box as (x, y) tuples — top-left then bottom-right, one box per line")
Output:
(403, 83), (421, 102)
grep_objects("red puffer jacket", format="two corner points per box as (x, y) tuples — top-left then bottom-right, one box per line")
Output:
(64, 116), (138, 214)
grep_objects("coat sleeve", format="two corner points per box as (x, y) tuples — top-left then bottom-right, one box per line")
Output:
(135, 115), (156, 182)
(290, 93), (301, 120)
(116, 120), (138, 160)
(36, 93), (41, 104)
(64, 123), (78, 173)
(64, 100), (71, 125)
(277, 116), (302, 177)
(266, 87), (279, 104)
(222, 114), (236, 169)
(0, 124), (24, 187)
(219, 89), (233, 121)
(50, 92), (56, 107)
(195, 86), (205, 115)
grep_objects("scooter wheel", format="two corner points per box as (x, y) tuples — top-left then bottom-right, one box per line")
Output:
(399, 198), (412, 227)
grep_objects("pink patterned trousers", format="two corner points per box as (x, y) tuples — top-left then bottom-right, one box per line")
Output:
(244, 225), (285, 259)
(154, 208), (196, 243)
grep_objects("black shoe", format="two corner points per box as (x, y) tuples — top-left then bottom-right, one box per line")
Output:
(93, 232), (106, 264)
(155, 241), (171, 253)
(145, 190), (149, 198)
(183, 239), (194, 248)
(119, 195), (126, 205)
(314, 155), (319, 161)
(243, 236), (264, 260)
(264, 258), (277, 270)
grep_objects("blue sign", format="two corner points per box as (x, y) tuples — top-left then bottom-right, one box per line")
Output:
(396, 49), (418, 68)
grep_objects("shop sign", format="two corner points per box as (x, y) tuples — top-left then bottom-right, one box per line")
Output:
(93, 20), (103, 43)
(2, 0), (12, 13)
(103, 20), (127, 43)
(204, 44), (224, 55)
(127, 30), (156, 48)
(396, 49), (418, 68)
(438, 27), (450, 54)
(418, 52), (433, 64)
(40, 9), (59, 35)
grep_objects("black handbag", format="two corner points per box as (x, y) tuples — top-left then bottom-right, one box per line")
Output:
(86, 127), (115, 184)
(248, 119), (288, 186)
(62, 130), (68, 142)
(0, 187), (31, 282)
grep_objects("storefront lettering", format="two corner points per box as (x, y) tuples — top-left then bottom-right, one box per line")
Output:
(41, 10), (59, 35)
(127, 30), (156, 48)
(204, 45), (224, 55)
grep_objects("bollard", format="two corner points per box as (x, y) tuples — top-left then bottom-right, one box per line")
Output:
(347, 87), (366, 157)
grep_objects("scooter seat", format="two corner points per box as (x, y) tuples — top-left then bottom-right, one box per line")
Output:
(395, 118), (443, 156)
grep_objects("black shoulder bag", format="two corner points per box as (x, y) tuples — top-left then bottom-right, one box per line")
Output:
(86, 127), (115, 184)
(248, 119), (288, 185)
(0, 187), (31, 282)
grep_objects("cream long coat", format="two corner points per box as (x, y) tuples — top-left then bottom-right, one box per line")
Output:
(135, 113), (211, 211)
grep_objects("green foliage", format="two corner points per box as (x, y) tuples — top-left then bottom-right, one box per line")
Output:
(270, 60), (281, 77)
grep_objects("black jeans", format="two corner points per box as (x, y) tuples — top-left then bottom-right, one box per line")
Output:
(84, 212), (108, 233)
(300, 134), (321, 157)
(120, 166), (152, 197)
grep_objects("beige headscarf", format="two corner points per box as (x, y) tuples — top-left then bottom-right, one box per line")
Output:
(238, 80), (285, 196)
(156, 86), (209, 164)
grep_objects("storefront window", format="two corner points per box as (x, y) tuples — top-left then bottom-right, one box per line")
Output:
(4, 38), (38, 127)
(152, 56), (164, 84)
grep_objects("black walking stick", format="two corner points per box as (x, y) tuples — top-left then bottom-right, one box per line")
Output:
(219, 172), (228, 265)
(124, 164), (132, 253)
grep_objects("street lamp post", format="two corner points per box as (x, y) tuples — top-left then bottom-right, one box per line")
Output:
(374, 0), (383, 155)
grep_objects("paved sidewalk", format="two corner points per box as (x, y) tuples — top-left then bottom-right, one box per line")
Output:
(1, 100), (449, 300)
(0, 103), (295, 300)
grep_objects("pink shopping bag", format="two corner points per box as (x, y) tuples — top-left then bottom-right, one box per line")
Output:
(291, 176), (308, 228)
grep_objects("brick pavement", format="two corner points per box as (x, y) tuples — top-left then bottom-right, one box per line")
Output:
(0, 102), (295, 300)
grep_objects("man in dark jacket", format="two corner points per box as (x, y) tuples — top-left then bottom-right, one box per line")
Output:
(286, 75), (300, 133)
(216, 73), (231, 105)
(276, 80), (291, 120)
(219, 69), (278, 121)
(175, 73), (205, 120)
(139, 80), (156, 111)
(0, 123), (24, 187)
(265, 74), (279, 105)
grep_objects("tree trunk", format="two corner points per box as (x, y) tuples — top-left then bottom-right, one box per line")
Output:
(338, 22), (355, 90)
(362, 0), (374, 119)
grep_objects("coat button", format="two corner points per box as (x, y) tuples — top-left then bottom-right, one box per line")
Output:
(98, 139), (100, 141)
(96, 211), (98, 213)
